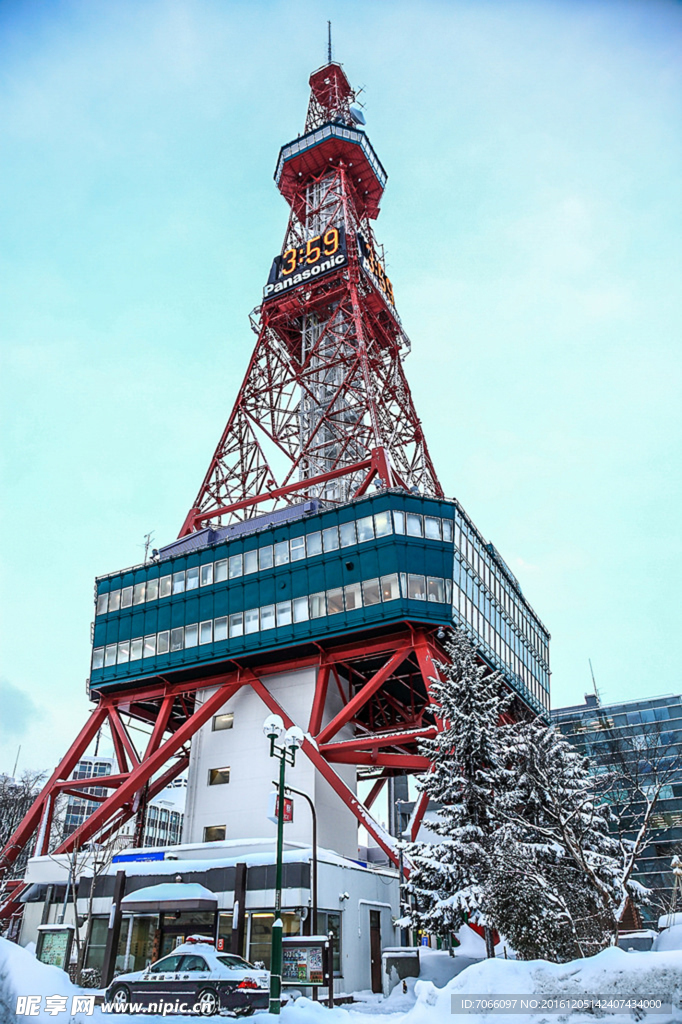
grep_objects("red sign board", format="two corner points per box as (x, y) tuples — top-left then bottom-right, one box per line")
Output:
(276, 795), (294, 823)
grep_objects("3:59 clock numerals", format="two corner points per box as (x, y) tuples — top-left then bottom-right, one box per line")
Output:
(281, 228), (340, 276)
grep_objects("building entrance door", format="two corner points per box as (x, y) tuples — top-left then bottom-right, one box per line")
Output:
(370, 911), (382, 994)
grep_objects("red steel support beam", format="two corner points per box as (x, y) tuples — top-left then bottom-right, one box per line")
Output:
(185, 454), (374, 531)
(51, 678), (243, 855)
(316, 644), (413, 745)
(308, 664), (330, 736)
(0, 705), (108, 876)
(319, 725), (438, 755)
(324, 751), (431, 770)
(108, 708), (140, 769)
(144, 694), (176, 758)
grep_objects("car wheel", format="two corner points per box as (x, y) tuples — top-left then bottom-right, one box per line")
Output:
(109, 985), (131, 1013)
(197, 988), (220, 1016)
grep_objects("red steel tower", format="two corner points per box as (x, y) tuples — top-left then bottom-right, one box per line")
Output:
(179, 61), (441, 536)
(0, 60), (550, 926)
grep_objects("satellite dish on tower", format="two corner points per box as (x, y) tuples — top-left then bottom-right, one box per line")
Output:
(350, 107), (366, 126)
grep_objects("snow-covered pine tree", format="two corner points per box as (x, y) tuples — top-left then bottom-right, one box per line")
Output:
(488, 719), (633, 959)
(404, 628), (512, 953)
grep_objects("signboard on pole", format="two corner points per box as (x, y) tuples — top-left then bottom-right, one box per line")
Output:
(281, 936), (329, 987)
(36, 925), (74, 970)
(267, 791), (294, 824)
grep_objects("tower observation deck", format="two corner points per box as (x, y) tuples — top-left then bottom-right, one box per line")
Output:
(0, 60), (550, 909)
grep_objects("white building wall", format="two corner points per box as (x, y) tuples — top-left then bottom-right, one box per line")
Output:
(184, 666), (358, 859)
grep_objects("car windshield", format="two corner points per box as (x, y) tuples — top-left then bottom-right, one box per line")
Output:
(149, 955), (182, 974)
(217, 954), (255, 969)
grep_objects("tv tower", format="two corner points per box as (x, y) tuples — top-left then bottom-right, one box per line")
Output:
(0, 56), (550, 923)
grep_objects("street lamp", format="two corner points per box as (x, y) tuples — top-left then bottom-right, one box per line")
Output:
(262, 715), (304, 1014)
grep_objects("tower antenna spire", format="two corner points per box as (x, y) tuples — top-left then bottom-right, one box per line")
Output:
(327, 21), (332, 63)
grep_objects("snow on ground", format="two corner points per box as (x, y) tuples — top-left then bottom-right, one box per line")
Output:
(2, 937), (682, 1024)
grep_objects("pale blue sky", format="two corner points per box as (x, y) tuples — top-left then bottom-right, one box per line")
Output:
(1, 0), (680, 775)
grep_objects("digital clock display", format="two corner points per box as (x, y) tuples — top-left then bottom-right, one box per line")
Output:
(357, 233), (395, 306)
(263, 227), (347, 301)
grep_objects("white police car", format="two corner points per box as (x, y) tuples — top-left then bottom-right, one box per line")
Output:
(105, 938), (269, 1016)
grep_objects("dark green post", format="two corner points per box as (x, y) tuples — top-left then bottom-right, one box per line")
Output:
(263, 715), (303, 1016)
(270, 750), (287, 1013)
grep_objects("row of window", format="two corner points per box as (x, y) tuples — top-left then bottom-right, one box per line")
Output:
(92, 572), (452, 670)
(454, 553), (549, 670)
(95, 510), (454, 616)
(454, 576), (549, 695)
(454, 521), (549, 659)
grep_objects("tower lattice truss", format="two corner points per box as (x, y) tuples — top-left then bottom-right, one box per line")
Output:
(180, 65), (441, 536)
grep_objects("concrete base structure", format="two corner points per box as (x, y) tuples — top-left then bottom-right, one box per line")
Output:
(183, 666), (358, 859)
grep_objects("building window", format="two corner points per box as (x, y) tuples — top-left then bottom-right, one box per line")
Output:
(200, 563), (214, 587)
(427, 577), (445, 603)
(212, 713), (234, 731)
(322, 526), (339, 551)
(146, 578), (159, 601)
(274, 540), (290, 565)
(293, 596), (309, 622)
(185, 624), (199, 648)
(374, 511), (392, 537)
(407, 574), (426, 600)
(133, 582), (146, 605)
(92, 648), (105, 669)
(406, 513), (423, 537)
(276, 601), (292, 626)
(170, 627), (184, 652)
(204, 825), (226, 842)
(381, 574), (400, 602)
(318, 912), (341, 975)
(214, 617), (228, 642)
(109, 589), (121, 612)
(186, 567), (200, 590)
(229, 612), (244, 637)
(305, 531), (321, 558)
(244, 608), (259, 634)
(208, 767), (230, 786)
(215, 559), (228, 582)
(362, 579), (381, 606)
(326, 588), (344, 615)
(244, 550), (258, 574)
(199, 620), (213, 645)
(339, 521), (356, 547)
(261, 605), (276, 630)
(172, 571), (186, 595)
(130, 638), (143, 660)
(121, 586), (133, 608)
(309, 593), (326, 618)
(96, 593), (109, 616)
(159, 575), (172, 598)
(157, 631), (169, 654)
(344, 582), (362, 611)
(356, 516), (374, 543)
(143, 635), (156, 658)
(290, 536), (306, 561)
(424, 516), (441, 540)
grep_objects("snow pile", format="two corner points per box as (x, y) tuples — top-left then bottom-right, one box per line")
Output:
(407, 947), (682, 1024)
(655, 926), (682, 953)
(0, 937), (78, 1023)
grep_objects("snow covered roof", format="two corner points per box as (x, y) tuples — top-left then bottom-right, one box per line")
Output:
(121, 882), (217, 911)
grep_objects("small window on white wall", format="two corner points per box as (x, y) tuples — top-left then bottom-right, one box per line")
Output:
(208, 767), (230, 786)
(204, 825), (226, 842)
(212, 713), (234, 731)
